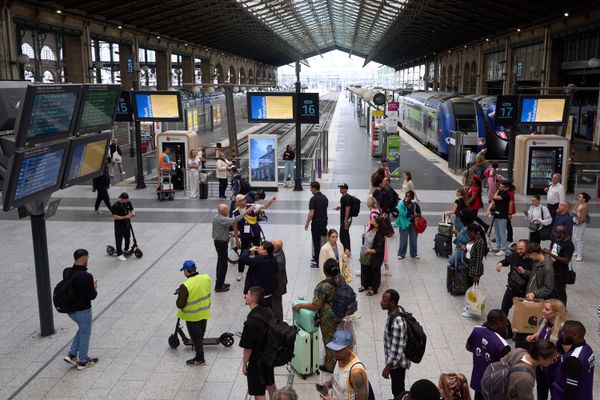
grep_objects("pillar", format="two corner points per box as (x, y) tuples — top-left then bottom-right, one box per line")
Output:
(182, 54), (193, 86)
(156, 49), (168, 89)
(0, 2), (18, 80)
(200, 58), (211, 84)
(503, 38), (513, 95)
(118, 43), (134, 89)
(433, 57), (440, 91)
(63, 33), (87, 83)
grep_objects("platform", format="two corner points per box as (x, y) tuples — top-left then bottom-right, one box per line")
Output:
(0, 94), (598, 400)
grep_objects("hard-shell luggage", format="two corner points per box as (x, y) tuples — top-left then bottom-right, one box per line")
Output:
(446, 259), (470, 296)
(290, 327), (320, 378)
(199, 181), (208, 199)
(292, 298), (319, 333)
(434, 233), (452, 258)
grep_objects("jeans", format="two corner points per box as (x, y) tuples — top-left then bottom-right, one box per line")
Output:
(68, 308), (92, 362)
(573, 223), (586, 258)
(214, 239), (228, 288)
(494, 218), (508, 251)
(448, 248), (465, 267)
(218, 178), (228, 197)
(398, 226), (417, 258)
(284, 160), (294, 181)
(454, 215), (464, 231)
(186, 319), (207, 361)
(390, 367), (406, 398)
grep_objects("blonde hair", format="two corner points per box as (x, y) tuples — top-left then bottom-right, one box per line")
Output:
(543, 299), (567, 343)
(366, 195), (379, 209)
(438, 373), (471, 400)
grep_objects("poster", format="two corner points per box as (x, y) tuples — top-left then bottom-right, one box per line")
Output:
(248, 134), (278, 187)
(386, 135), (401, 177)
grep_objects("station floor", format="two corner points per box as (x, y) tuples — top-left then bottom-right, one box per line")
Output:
(0, 94), (599, 400)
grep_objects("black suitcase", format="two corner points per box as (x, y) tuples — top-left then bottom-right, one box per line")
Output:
(446, 260), (470, 296)
(199, 181), (208, 199)
(434, 233), (452, 258)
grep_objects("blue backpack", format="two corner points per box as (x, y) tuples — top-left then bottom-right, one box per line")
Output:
(329, 278), (358, 318)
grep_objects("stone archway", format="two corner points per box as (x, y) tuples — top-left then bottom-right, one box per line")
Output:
(248, 69), (254, 85)
(470, 61), (477, 94)
(228, 65), (237, 83)
(464, 62), (471, 93)
(454, 63), (459, 92)
(214, 63), (224, 84)
(447, 65), (453, 92)
(239, 67), (246, 84)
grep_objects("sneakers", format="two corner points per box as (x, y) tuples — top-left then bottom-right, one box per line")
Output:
(92, 210), (102, 215)
(397, 256), (404, 260)
(118, 255), (127, 261)
(77, 357), (98, 370)
(121, 171), (126, 175)
(576, 256), (582, 262)
(186, 358), (206, 366)
(412, 255), (420, 259)
(355, 270), (361, 277)
(310, 264), (319, 269)
(64, 353), (77, 366)
(236, 273), (243, 281)
(461, 311), (473, 319)
(495, 250), (505, 256)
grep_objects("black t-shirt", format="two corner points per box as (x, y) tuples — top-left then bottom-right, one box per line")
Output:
(454, 198), (467, 215)
(309, 192), (328, 224)
(283, 150), (295, 161)
(111, 201), (134, 226)
(493, 191), (510, 219)
(551, 239), (574, 284)
(63, 265), (97, 311)
(340, 194), (351, 224)
(239, 305), (274, 359)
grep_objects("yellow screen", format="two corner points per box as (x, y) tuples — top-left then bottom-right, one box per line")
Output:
(78, 141), (105, 177)
(535, 98), (566, 122)
(265, 96), (293, 119)
(150, 95), (179, 118)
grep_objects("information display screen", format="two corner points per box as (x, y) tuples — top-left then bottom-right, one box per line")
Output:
(2, 141), (69, 211)
(519, 96), (568, 125)
(132, 91), (183, 121)
(75, 85), (120, 134)
(247, 92), (294, 122)
(14, 84), (82, 147)
(62, 133), (110, 188)
(114, 91), (133, 122)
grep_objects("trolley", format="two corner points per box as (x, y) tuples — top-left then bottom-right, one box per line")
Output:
(157, 168), (176, 201)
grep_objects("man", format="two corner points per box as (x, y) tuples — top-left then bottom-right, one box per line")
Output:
(544, 173), (565, 218)
(320, 330), (370, 400)
(490, 181), (511, 256)
(240, 241), (277, 308)
(212, 203), (247, 292)
(240, 286), (277, 400)
(551, 320), (595, 400)
(176, 260), (211, 365)
(232, 194), (276, 281)
(546, 225), (574, 307)
(159, 146), (175, 171)
(305, 181), (328, 268)
(495, 240), (533, 318)
(92, 162), (111, 214)
(523, 242), (555, 301)
(474, 147), (489, 180)
(216, 152), (231, 199)
(383, 177), (400, 215)
(550, 202), (573, 241)
(466, 310), (511, 400)
(398, 379), (441, 400)
(272, 240), (288, 321)
(335, 184), (352, 253)
(111, 192), (135, 261)
(63, 249), (99, 370)
(380, 289), (410, 398)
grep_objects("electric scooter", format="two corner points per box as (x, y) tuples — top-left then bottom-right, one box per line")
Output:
(106, 220), (143, 258)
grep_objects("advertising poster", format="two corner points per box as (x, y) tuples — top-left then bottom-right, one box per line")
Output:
(386, 135), (401, 177)
(248, 134), (278, 187)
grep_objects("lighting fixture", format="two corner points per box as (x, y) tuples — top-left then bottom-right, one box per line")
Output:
(156, 36), (160, 39)
(517, 28), (521, 32)
(56, 9), (62, 14)
(118, 25), (123, 29)
(564, 12), (569, 17)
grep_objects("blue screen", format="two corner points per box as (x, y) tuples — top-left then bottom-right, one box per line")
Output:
(27, 92), (78, 139)
(520, 98), (538, 123)
(250, 95), (267, 120)
(14, 148), (65, 200)
(135, 93), (153, 118)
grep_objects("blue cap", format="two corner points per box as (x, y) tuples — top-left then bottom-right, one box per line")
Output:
(326, 330), (353, 351)
(180, 260), (196, 271)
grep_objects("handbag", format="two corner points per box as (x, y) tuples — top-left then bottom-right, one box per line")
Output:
(359, 246), (372, 265)
(566, 263), (576, 285)
(112, 152), (122, 163)
(438, 214), (453, 237)
(528, 220), (541, 232)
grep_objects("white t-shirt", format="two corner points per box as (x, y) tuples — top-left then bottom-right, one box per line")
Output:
(546, 183), (565, 205)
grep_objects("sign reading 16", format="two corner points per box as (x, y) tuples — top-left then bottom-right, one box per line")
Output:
(302, 100), (315, 115)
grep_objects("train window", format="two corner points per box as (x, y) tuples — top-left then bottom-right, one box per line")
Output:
(453, 102), (477, 132)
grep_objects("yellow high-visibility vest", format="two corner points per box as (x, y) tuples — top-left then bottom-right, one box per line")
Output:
(177, 274), (211, 322)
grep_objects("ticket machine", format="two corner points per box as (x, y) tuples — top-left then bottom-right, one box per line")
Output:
(155, 131), (199, 190)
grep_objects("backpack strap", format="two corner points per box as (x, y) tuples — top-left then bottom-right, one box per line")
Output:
(387, 309), (403, 335)
(349, 362), (375, 400)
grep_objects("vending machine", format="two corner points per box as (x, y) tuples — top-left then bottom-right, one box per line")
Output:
(513, 134), (569, 195)
(156, 131), (199, 191)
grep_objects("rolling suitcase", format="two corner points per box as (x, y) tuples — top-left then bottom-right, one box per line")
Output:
(434, 233), (452, 258)
(292, 298), (319, 333)
(199, 181), (208, 199)
(446, 257), (470, 296)
(290, 327), (320, 378)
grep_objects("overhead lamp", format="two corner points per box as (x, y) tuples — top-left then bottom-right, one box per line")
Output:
(141, 65), (149, 72)
(517, 28), (521, 32)
(207, 86), (216, 94)
(56, 9), (62, 14)
(587, 57), (600, 69)
(156, 36), (161, 40)
(118, 25), (123, 29)
(184, 43), (188, 46)
(485, 38), (489, 42)
(564, 12), (569, 17)
(233, 86), (240, 93)
(191, 86), (201, 95)
(464, 45), (467, 49)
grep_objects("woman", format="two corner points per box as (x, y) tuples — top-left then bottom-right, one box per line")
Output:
(467, 175), (489, 232)
(186, 149), (201, 198)
(367, 196), (391, 276)
(463, 223), (486, 287)
(445, 188), (469, 230)
(572, 192), (590, 262)
(524, 194), (552, 244)
(448, 210), (476, 267)
(292, 259), (343, 373)
(359, 216), (385, 296)
(526, 299), (566, 400)
(506, 181), (516, 243)
(504, 340), (558, 400)
(319, 229), (351, 283)
(370, 167), (386, 192)
(396, 191), (421, 259)
(109, 138), (124, 177)
(484, 162), (500, 203)
(438, 372), (471, 400)
(400, 171), (420, 202)
(282, 145), (295, 182)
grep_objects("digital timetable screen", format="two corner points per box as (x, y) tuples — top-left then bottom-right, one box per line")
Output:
(133, 91), (183, 121)
(75, 85), (120, 134)
(247, 92), (294, 122)
(519, 96), (568, 125)
(62, 133), (110, 188)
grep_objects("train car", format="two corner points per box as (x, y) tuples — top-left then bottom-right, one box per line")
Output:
(478, 96), (509, 159)
(397, 91), (487, 157)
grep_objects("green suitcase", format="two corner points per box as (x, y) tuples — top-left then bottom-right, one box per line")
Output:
(292, 298), (319, 333)
(291, 327), (320, 378)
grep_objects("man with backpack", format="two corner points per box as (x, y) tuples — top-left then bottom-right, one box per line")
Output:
(335, 184), (355, 253)
(240, 286), (277, 400)
(62, 249), (99, 370)
(380, 289), (411, 398)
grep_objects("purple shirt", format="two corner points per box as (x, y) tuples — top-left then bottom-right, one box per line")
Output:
(552, 343), (595, 400)
(536, 318), (564, 378)
(467, 326), (510, 392)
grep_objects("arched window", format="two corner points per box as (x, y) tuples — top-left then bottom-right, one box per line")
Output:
(21, 43), (35, 59)
(42, 70), (55, 83)
(41, 46), (56, 60)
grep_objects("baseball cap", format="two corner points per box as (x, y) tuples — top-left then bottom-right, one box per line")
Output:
(119, 192), (129, 199)
(409, 379), (441, 400)
(235, 194), (246, 202)
(326, 330), (353, 351)
(338, 183), (349, 189)
(180, 260), (196, 271)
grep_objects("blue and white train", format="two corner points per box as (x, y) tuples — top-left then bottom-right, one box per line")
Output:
(477, 96), (509, 159)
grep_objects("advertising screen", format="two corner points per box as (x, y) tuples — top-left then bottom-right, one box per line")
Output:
(75, 85), (120, 134)
(2, 141), (69, 211)
(519, 96), (568, 125)
(62, 133), (110, 188)
(133, 91), (183, 121)
(247, 92), (294, 122)
(248, 134), (278, 187)
(14, 84), (82, 147)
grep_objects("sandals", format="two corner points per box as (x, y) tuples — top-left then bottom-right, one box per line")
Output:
(366, 290), (378, 296)
(358, 287), (367, 292)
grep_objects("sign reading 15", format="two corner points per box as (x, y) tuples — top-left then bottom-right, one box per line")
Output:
(302, 99), (316, 115)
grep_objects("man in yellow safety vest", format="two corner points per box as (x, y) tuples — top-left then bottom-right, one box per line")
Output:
(176, 260), (211, 365)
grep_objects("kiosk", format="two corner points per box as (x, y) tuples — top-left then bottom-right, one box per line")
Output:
(155, 131), (200, 191)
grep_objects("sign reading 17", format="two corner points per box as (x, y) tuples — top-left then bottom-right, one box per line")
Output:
(302, 100), (316, 115)
(499, 103), (513, 117)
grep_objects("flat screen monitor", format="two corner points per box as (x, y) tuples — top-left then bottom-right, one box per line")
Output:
(61, 132), (111, 188)
(518, 96), (568, 125)
(132, 91), (183, 121)
(0, 81), (29, 131)
(114, 91), (133, 122)
(247, 92), (295, 122)
(74, 84), (121, 134)
(13, 84), (82, 147)
(2, 140), (69, 211)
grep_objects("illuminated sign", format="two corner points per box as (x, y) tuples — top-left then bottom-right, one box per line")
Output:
(75, 85), (120, 134)
(296, 93), (319, 124)
(494, 95), (519, 126)
(62, 133), (110, 188)
(114, 91), (132, 122)
(518, 96), (568, 125)
(132, 91), (183, 121)
(248, 134), (278, 187)
(247, 92), (294, 122)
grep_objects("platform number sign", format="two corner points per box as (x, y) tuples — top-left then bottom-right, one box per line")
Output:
(114, 91), (132, 122)
(494, 95), (519, 126)
(296, 93), (319, 124)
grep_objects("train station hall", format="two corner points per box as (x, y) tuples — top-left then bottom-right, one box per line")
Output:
(0, 1), (600, 399)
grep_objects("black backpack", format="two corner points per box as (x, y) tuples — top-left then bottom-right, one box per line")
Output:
(349, 195), (361, 217)
(239, 178), (252, 195)
(389, 188), (400, 210)
(378, 217), (395, 238)
(53, 270), (81, 314)
(251, 314), (297, 367)
(388, 306), (427, 363)
(329, 278), (358, 318)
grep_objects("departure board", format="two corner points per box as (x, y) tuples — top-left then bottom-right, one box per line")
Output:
(519, 96), (568, 125)
(63, 133), (110, 188)
(133, 91), (182, 121)
(247, 93), (294, 122)
(14, 84), (82, 147)
(75, 85), (120, 134)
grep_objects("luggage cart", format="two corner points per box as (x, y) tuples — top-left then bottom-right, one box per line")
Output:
(157, 168), (176, 201)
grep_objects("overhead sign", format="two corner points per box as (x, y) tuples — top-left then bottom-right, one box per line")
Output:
(296, 93), (319, 124)
(387, 101), (399, 112)
(372, 92), (386, 106)
(114, 91), (132, 122)
(75, 84), (121, 134)
(518, 95), (568, 125)
(62, 132), (111, 188)
(247, 92), (294, 122)
(494, 95), (519, 126)
(132, 91), (183, 121)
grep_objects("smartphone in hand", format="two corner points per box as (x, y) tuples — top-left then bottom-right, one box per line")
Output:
(316, 383), (328, 396)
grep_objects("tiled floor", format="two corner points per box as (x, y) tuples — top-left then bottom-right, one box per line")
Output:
(0, 94), (598, 400)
